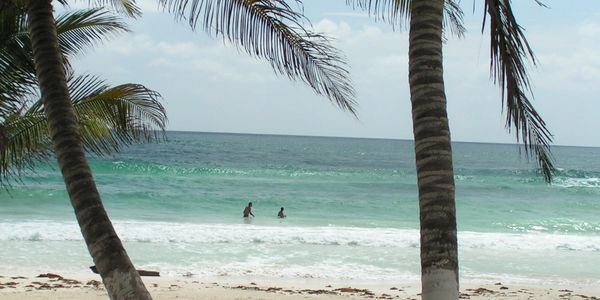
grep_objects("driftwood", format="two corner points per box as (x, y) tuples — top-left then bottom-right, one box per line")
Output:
(89, 266), (160, 277)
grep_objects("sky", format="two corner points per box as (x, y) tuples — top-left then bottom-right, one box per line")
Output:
(65, 0), (600, 147)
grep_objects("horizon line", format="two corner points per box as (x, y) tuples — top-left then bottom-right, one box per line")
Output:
(164, 129), (596, 149)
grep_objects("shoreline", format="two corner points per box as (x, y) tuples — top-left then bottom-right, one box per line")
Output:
(1, 272), (599, 299)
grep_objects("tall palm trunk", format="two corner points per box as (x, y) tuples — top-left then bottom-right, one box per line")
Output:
(26, 1), (152, 299)
(408, 1), (458, 299)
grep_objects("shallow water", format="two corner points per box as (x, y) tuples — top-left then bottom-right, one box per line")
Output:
(1, 132), (599, 285)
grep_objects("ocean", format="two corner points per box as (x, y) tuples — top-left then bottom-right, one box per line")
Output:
(1, 131), (599, 286)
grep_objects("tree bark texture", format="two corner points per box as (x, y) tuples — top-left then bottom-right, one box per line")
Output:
(408, 1), (459, 299)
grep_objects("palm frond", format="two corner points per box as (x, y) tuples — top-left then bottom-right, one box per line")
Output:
(1, 74), (167, 184)
(346, 0), (409, 27)
(160, 0), (357, 115)
(1, 8), (130, 121)
(0, 7), (37, 116)
(77, 0), (142, 18)
(0, 110), (52, 184)
(534, 0), (549, 8)
(346, 0), (465, 37)
(483, 0), (554, 182)
(55, 8), (130, 58)
(68, 74), (167, 155)
(0, 96), (18, 120)
(444, 0), (465, 38)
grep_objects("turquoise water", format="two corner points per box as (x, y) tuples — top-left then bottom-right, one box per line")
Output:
(1, 132), (599, 285)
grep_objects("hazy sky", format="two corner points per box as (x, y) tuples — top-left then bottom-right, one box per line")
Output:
(66, 0), (600, 147)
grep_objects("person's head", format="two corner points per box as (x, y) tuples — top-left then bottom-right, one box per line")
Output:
(248, 202), (253, 207)
(280, 207), (284, 211)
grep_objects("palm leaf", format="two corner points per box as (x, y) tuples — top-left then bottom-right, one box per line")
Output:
(0, 8), (130, 121)
(0, 8), (37, 117)
(0, 110), (51, 184)
(1, 74), (167, 184)
(64, 0), (142, 18)
(444, 0), (465, 38)
(483, 0), (555, 181)
(346, 0), (465, 37)
(159, 0), (357, 115)
(70, 75), (167, 155)
(55, 8), (130, 58)
(346, 0), (410, 26)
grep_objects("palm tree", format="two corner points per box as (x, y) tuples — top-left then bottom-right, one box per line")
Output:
(18, 0), (355, 299)
(16, 2), (157, 298)
(1, 8), (167, 183)
(349, 0), (554, 299)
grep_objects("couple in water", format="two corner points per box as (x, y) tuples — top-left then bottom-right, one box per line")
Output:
(243, 202), (286, 218)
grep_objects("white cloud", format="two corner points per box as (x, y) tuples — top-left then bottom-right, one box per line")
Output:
(350, 25), (386, 42)
(527, 19), (600, 89)
(578, 20), (600, 37)
(156, 41), (199, 57)
(371, 54), (407, 67)
(314, 19), (352, 39)
(134, 39), (276, 83)
(103, 34), (154, 55)
(323, 12), (370, 18)
(149, 57), (173, 68)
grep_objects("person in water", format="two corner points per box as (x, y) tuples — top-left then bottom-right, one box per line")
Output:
(278, 207), (286, 218)
(243, 202), (255, 218)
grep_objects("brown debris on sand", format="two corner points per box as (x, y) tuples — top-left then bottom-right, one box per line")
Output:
(230, 284), (339, 296)
(10, 276), (27, 280)
(37, 273), (63, 279)
(86, 280), (102, 289)
(300, 289), (338, 295)
(1, 274), (94, 291)
(233, 285), (261, 291)
(334, 287), (375, 296)
(469, 287), (496, 295)
(0, 281), (19, 289)
(226, 282), (413, 299)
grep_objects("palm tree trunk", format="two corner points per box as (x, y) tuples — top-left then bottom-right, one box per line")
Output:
(26, 1), (152, 299)
(408, 1), (459, 299)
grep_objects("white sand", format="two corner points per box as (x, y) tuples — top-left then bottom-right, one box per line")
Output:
(1, 272), (599, 299)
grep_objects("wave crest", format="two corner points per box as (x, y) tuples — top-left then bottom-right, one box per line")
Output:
(2, 221), (600, 253)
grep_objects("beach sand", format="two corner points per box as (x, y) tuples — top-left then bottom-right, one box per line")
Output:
(1, 272), (599, 299)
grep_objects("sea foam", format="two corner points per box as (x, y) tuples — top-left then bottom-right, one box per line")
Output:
(1, 220), (599, 252)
